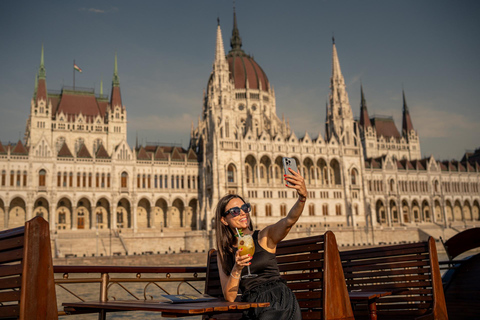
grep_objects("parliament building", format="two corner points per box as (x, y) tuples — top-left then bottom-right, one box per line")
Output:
(1, 13), (479, 256)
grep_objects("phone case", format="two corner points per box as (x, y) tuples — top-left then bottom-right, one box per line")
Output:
(282, 157), (298, 185)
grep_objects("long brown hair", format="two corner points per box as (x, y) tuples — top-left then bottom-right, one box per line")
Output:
(215, 194), (253, 276)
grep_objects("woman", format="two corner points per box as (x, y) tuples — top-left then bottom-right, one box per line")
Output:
(215, 168), (307, 320)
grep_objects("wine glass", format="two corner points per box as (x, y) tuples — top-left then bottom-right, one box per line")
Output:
(237, 233), (257, 279)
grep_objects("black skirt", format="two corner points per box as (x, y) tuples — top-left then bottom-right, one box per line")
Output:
(240, 279), (301, 320)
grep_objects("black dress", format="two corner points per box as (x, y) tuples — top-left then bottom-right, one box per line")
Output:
(237, 231), (301, 320)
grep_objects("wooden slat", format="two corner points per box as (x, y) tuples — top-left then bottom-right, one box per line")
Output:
(0, 264), (23, 277)
(276, 243), (324, 256)
(340, 242), (428, 258)
(301, 311), (322, 319)
(0, 304), (20, 318)
(344, 266), (430, 278)
(342, 253), (428, 268)
(0, 290), (21, 303)
(276, 252), (323, 264)
(0, 227), (24, 240)
(0, 276), (21, 290)
(346, 274), (431, 285)
(0, 248), (23, 264)
(343, 260), (430, 273)
(0, 235), (24, 253)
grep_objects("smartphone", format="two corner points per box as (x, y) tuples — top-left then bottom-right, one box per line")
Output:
(282, 157), (298, 186)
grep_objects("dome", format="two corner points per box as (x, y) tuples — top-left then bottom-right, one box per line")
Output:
(227, 52), (269, 92)
(226, 11), (269, 92)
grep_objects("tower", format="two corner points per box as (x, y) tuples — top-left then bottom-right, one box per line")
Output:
(401, 90), (421, 159)
(326, 39), (357, 148)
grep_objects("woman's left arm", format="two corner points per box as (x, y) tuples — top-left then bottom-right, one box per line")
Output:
(262, 168), (307, 248)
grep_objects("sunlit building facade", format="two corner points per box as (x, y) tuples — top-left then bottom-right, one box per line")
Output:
(0, 14), (479, 256)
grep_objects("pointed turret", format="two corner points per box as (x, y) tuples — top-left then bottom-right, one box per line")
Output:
(230, 7), (242, 51)
(328, 38), (352, 119)
(215, 19), (226, 62)
(359, 85), (372, 128)
(110, 53), (122, 108)
(36, 45), (47, 102)
(402, 90), (414, 134)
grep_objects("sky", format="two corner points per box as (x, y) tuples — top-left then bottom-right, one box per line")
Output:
(0, 0), (479, 161)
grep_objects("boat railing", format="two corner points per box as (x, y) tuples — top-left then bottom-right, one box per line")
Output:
(53, 265), (207, 316)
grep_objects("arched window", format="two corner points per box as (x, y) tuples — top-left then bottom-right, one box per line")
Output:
(1, 170), (5, 186)
(336, 204), (342, 216)
(390, 179), (395, 192)
(39, 169), (46, 187)
(280, 204), (287, 216)
(121, 172), (128, 188)
(227, 164), (236, 183)
(265, 204), (272, 217)
(322, 204), (328, 216)
(309, 204), (315, 216)
(351, 168), (358, 185)
(10, 170), (14, 186)
(23, 171), (27, 187)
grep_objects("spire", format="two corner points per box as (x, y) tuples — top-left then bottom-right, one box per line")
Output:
(38, 44), (46, 79)
(329, 39), (352, 118)
(215, 20), (226, 62)
(110, 53), (122, 108)
(359, 85), (372, 128)
(112, 52), (120, 87)
(402, 90), (414, 134)
(36, 45), (47, 102)
(230, 6), (242, 51)
(100, 78), (103, 96)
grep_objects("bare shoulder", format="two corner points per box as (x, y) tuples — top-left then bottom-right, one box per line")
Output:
(257, 227), (276, 253)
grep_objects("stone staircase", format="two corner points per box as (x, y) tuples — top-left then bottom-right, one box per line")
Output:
(54, 231), (127, 257)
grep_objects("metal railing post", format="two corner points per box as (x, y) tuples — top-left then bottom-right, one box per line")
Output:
(99, 272), (109, 320)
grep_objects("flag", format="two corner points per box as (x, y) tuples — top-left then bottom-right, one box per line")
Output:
(74, 64), (82, 73)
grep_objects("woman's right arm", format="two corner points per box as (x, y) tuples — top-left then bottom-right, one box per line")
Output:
(217, 250), (251, 302)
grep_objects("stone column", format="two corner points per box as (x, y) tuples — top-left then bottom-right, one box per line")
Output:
(50, 203), (56, 233)
(132, 202), (137, 232)
(386, 200), (392, 227)
(4, 206), (9, 228)
(111, 203), (117, 230)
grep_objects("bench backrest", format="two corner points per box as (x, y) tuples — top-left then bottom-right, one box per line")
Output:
(205, 231), (353, 320)
(340, 238), (447, 320)
(0, 217), (58, 320)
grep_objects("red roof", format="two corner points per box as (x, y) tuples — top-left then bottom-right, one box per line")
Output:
(37, 78), (47, 101)
(371, 117), (401, 139)
(77, 144), (92, 158)
(96, 144), (110, 159)
(58, 142), (73, 157)
(227, 53), (269, 92)
(154, 147), (168, 160)
(57, 93), (103, 118)
(111, 86), (122, 108)
(137, 147), (150, 160)
(187, 149), (197, 161)
(12, 140), (28, 155)
(0, 141), (6, 154)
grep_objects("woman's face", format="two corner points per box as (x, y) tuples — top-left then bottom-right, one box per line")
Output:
(221, 197), (250, 230)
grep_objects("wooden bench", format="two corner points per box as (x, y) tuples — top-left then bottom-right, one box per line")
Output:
(340, 237), (448, 320)
(205, 231), (354, 320)
(0, 216), (58, 319)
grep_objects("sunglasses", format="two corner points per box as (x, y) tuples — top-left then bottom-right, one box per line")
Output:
(223, 203), (251, 217)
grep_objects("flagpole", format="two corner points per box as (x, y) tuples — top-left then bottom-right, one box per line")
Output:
(73, 60), (75, 91)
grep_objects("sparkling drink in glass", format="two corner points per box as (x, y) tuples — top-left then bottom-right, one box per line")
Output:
(238, 233), (257, 279)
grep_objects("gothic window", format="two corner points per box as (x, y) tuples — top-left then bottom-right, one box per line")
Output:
(93, 139), (103, 153)
(322, 204), (328, 216)
(23, 171), (27, 187)
(10, 170), (14, 186)
(56, 137), (66, 154)
(227, 164), (236, 183)
(280, 204), (287, 216)
(390, 179), (395, 192)
(77, 173), (81, 187)
(88, 173), (92, 187)
(148, 174), (151, 188)
(351, 168), (358, 185)
(16, 170), (21, 187)
(39, 169), (46, 187)
(63, 172), (67, 187)
(1, 170), (5, 186)
(309, 204), (315, 216)
(107, 173), (110, 188)
(137, 174), (141, 188)
(336, 204), (342, 216)
(265, 204), (272, 217)
(101, 173), (105, 188)
(69, 172), (73, 187)
(121, 172), (128, 188)
(75, 138), (85, 154)
(96, 173), (100, 188)
(83, 173), (86, 187)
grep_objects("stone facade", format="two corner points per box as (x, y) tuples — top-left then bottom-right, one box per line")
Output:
(0, 15), (479, 257)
